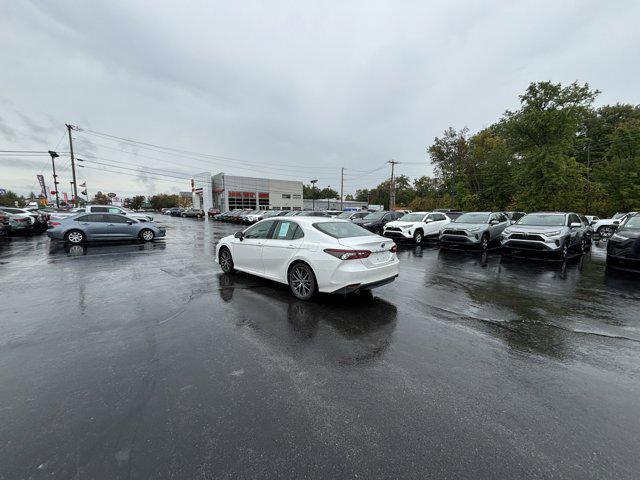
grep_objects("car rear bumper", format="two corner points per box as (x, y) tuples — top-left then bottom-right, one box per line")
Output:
(320, 258), (400, 294)
(330, 274), (398, 294)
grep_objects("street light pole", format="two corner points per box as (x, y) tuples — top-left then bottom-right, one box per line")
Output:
(310, 179), (318, 211)
(48, 150), (60, 208)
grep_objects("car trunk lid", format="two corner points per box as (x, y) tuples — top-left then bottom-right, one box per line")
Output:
(336, 235), (395, 268)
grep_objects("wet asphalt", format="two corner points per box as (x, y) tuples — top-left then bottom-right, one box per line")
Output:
(1, 215), (639, 480)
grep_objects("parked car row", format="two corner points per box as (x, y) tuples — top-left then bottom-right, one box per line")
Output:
(0, 207), (49, 235)
(214, 211), (640, 301)
(163, 207), (206, 218)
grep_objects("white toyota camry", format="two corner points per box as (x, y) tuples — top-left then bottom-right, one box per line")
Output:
(215, 216), (400, 300)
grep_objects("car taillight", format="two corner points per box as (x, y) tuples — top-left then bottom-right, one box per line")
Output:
(49, 221), (61, 226)
(323, 248), (371, 260)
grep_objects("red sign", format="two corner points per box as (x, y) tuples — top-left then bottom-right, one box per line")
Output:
(228, 191), (240, 198)
(259, 192), (269, 199)
(242, 191), (255, 198)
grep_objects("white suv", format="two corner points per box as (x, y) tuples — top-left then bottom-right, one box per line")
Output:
(383, 211), (451, 244)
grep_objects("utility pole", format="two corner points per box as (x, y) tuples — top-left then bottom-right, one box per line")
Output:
(310, 179), (318, 211)
(388, 160), (398, 211)
(66, 124), (79, 206)
(48, 150), (60, 208)
(340, 167), (344, 211)
(585, 141), (591, 213)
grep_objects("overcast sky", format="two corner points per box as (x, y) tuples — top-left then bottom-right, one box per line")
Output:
(1, 0), (639, 198)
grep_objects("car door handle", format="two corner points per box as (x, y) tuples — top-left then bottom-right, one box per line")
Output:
(286, 244), (297, 249)
(81, 223), (89, 226)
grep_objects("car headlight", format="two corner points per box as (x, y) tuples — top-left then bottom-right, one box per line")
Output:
(401, 224), (413, 229)
(503, 228), (512, 235)
(544, 230), (562, 237)
(364, 223), (372, 227)
(466, 227), (480, 232)
(611, 233), (628, 241)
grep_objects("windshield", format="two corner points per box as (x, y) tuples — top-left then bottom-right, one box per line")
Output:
(313, 222), (372, 238)
(623, 216), (640, 229)
(399, 213), (425, 222)
(517, 214), (566, 226)
(454, 213), (490, 224)
(363, 212), (385, 220)
(336, 212), (353, 219)
(613, 212), (627, 219)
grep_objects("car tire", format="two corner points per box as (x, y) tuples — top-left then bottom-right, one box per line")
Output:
(65, 230), (85, 244)
(197, 214), (203, 219)
(480, 233), (490, 251)
(558, 240), (569, 260)
(139, 229), (155, 242)
(219, 247), (236, 274)
(181, 213), (187, 218)
(413, 230), (423, 245)
(597, 226), (615, 238)
(288, 262), (316, 301)
(580, 236), (589, 254)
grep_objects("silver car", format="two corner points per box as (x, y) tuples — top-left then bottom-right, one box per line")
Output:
(500, 212), (589, 259)
(439, 212), (510, 250)
(47, 213), (166, 244)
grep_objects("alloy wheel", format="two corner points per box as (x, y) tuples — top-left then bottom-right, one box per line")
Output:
(414, 232), (423, 245)
(141, 230), (154, 241)
(599, 226), (614, 238)
(481, 235), (489, 250)
(67, 231), (84, 244)
(290, 265), (314, 300)
(220, 249), (233, 273)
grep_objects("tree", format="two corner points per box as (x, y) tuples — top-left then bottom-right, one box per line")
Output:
(148, 193), (180, 210)
(177, 195), (192, 208)
(129, 195), (146, 211)
(91, 191), (111, 205)
(428, 127), (470, 209)
(0, 190), (25, 207)
(345, 194), (354, 201)
(503, 81), (598, 211)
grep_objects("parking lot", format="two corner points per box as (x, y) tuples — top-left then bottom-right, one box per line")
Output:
(1, 214), (639, 479)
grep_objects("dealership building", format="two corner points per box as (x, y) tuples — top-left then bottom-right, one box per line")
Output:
(191, 172), (304, 212)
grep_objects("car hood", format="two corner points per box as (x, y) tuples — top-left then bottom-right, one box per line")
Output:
(385, 221), (415, 228)
(616, 228), (640, 239)
(505, 225), (566, 233)
(446, 222), (487, 230)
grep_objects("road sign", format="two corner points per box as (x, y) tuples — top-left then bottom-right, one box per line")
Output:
(107, 192), (117, 198)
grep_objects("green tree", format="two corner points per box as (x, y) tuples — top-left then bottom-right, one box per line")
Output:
(0, 190), (25, 207)
(503, 81), (597, 211)
(129, 195), (146, 211)
(428, 127), (470, 209)
(91, 191), (111, 205)
(148, 193), (180, 210)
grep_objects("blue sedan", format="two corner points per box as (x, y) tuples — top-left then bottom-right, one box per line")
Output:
(47, 213), (166, 244)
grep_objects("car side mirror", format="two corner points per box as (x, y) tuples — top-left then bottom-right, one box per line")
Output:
(425, 218), (433, 223)
(613, 220), (620, 225)
(126, 220), (134, 225)
(490, 219), (499, 225)
(234, 231), (244, 241)
(570, 222), (582, 228)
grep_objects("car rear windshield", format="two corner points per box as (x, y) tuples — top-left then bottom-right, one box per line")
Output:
(335, 212), (353, 219)
(313, 222), (372, 238)
(363, 212), (385, 220)
(518, 214), (566, 226)
(454, 213), (490, 223)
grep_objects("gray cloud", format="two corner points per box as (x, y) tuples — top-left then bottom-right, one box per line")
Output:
(1, 0), (639, 197)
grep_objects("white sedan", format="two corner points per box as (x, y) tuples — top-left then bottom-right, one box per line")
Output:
(215, 217), (399, 300)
